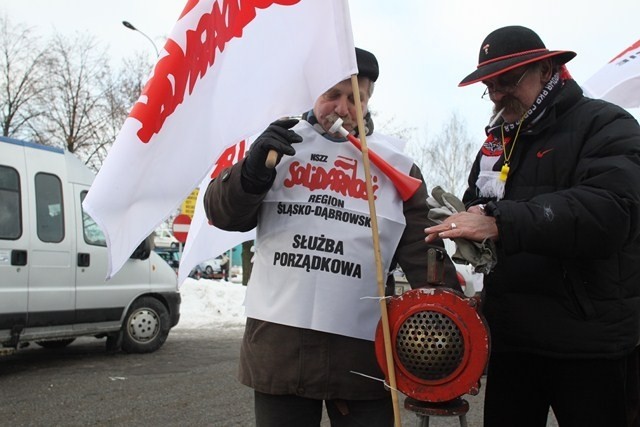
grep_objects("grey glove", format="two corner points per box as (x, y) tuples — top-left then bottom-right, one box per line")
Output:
(427, 186), (497, 274)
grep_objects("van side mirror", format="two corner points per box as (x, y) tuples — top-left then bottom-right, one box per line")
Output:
(130, 235), (153, 260)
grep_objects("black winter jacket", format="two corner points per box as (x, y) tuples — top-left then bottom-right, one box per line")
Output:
(463, 80), (640, 358)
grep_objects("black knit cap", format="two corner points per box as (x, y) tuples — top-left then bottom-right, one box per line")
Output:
(356, 47), (379, 82)
(459, 26), (576, 87)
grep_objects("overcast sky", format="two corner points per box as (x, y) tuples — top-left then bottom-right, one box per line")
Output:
(2, 0), (639, 140)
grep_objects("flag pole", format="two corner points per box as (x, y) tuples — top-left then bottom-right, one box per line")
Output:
(350, 74), (402, 427)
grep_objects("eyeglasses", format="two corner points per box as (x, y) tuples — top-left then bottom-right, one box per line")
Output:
(481, 68), (529, 100)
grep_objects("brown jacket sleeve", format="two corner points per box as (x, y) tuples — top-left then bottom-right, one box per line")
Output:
(203, 158), (267, 232)
(395, 164), (461, 291)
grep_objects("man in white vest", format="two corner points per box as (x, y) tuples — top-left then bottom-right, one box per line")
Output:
(204, 48), (461, 427)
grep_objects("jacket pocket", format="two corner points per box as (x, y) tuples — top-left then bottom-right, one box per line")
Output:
(563, 268), (597, 319)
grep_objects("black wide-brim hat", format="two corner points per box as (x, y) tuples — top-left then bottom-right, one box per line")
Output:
(459, 26), (576, 87)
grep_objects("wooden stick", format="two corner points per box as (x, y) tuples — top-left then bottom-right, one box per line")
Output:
(265, 150), (278, 169)
(350, 74), (402, 427)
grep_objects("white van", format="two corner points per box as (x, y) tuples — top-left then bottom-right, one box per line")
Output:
(0, 136), (180, 356)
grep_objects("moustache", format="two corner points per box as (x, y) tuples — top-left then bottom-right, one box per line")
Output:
(326, 113), (356, 130)
(494, 96), (518, 111)
(494, 96), (527, 118)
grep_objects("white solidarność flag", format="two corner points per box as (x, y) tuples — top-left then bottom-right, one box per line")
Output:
(83, 0), (357, 278)
(582, 39), (640, 108)
(178, 138), (256, 285)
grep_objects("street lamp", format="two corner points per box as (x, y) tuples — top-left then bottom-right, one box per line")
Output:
(122, 20), (160, 57)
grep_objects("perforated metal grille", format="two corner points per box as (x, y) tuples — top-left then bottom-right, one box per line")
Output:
(396, 310), (465, 381)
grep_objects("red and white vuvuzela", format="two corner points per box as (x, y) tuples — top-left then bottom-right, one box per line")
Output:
(329, 118), (422, 201)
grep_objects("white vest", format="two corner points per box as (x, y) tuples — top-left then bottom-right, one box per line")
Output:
(245, 121), (414, 340)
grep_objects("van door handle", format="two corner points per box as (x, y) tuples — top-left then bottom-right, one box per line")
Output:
(11, 250), (27, 266)
(78, 252), (90, 267)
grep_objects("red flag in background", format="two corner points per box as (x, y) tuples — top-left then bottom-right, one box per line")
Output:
(83, 0), (357, 278)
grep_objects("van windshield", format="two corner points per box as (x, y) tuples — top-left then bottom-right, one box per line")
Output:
(80, 191), (106, 246)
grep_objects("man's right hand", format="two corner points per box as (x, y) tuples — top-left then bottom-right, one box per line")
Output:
(241, 118), (302, 193)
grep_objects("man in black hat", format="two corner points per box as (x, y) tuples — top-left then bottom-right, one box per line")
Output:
(425, 26), (640, 426)
(205, 48), (460, 426)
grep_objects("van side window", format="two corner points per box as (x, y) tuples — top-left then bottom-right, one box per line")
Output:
(0, 165), (21, 240)
(80, 191), (106, 246)
(35, 172), (64, 243)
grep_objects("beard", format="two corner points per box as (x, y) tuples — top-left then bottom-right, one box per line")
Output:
(493, 96), (528, 123)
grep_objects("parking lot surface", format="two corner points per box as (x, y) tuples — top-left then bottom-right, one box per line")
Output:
(0, 328), (559, 426)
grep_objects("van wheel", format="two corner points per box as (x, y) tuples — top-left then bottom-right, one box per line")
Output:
(121, 297), (170, 354)
(36, 338), (76, 349)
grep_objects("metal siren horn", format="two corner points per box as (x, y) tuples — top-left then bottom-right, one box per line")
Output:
(375, 287), (490, 407)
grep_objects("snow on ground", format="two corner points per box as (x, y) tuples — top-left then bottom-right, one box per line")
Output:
(174, 278), (247, 329)
(173, 263), (483, 331)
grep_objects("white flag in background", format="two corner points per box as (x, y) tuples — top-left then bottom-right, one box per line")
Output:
(177, 138), (256, 284)
(582, 39), (640, 108)
(83, 0), (357, 278)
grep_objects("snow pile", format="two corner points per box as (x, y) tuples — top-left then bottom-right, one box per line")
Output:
(173, 269), (482, 331)
(175, 278), (247, 329)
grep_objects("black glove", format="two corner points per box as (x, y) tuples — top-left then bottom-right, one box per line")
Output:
(241, 118), (302, 194)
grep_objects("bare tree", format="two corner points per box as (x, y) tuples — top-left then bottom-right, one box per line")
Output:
(0, 15), (156, 173)
(372, 110), (417, 142)
(117, 52), (153, 108)
(0, 15), (51, 138)
(82, 52), (153, 171)
(27, 32), (112, 158)
(407, 112), (479, 198)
